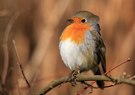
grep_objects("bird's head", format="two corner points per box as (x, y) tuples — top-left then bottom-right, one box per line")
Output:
(67, 11), (99, 26)
(60, 11), (100, 44)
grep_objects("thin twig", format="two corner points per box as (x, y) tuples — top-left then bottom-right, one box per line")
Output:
(12, 40), (31, 88)
(39, 58), (131, 95)
(39, 75), (135, 95)
(2, 13), (19, 85)
(105, 58), (131, 74)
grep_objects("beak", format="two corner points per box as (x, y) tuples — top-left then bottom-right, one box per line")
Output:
(66, 18), (73, 23)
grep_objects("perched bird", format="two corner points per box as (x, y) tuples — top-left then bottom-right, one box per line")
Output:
(59, 11), (106, 88)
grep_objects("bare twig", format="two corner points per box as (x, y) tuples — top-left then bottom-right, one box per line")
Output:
(12, 40), (31, 88)
(2, 13), (19, 85)
(39, 75), (135, 95)
(38, 58), (131, 95)
(105, 58), (131, 74)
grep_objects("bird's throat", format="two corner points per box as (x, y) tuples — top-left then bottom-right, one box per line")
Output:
(60, 23), (90, 44)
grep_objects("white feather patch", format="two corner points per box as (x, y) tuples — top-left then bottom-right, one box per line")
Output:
(59, 31), (96, 71)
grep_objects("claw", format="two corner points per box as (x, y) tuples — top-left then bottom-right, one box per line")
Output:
(69, 68), (80, 86)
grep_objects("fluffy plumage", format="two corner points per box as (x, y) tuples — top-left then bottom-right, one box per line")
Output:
(59, 11), (106, 88)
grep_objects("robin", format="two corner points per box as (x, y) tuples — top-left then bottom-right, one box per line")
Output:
(59, 11), (106, 88)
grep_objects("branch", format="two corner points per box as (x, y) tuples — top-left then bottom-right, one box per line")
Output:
(105, 58), (131, 74)
(12, 40), (31, 88)
(2, 13), (19, 85)
(39, 75), (135, 95)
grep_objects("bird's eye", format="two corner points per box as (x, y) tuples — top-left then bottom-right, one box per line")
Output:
(81, 19), (87, 23)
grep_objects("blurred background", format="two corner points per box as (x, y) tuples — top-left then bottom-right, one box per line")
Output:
(0, 0), (135, 95)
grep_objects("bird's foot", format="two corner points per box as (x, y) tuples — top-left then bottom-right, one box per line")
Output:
(69, 67), (80, 86)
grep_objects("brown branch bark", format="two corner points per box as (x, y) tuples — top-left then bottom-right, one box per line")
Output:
(12, 40), (31, 88)
(39, 75), (135, 95)
(2, 13), (19, 86)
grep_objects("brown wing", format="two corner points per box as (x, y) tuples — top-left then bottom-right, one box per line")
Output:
(90, 24), (106, 73)
(92, 29), (106, 73)
(97, 38), (106, 73)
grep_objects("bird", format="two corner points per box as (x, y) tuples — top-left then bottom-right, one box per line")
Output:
(59, 11), (106, 88)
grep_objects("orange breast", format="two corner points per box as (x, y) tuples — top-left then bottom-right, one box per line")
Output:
(60, 23), (90, 44)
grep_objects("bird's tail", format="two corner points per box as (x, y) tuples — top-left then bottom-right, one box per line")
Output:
(96, 80), (104, 89)
(95, 68), (104, 89)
